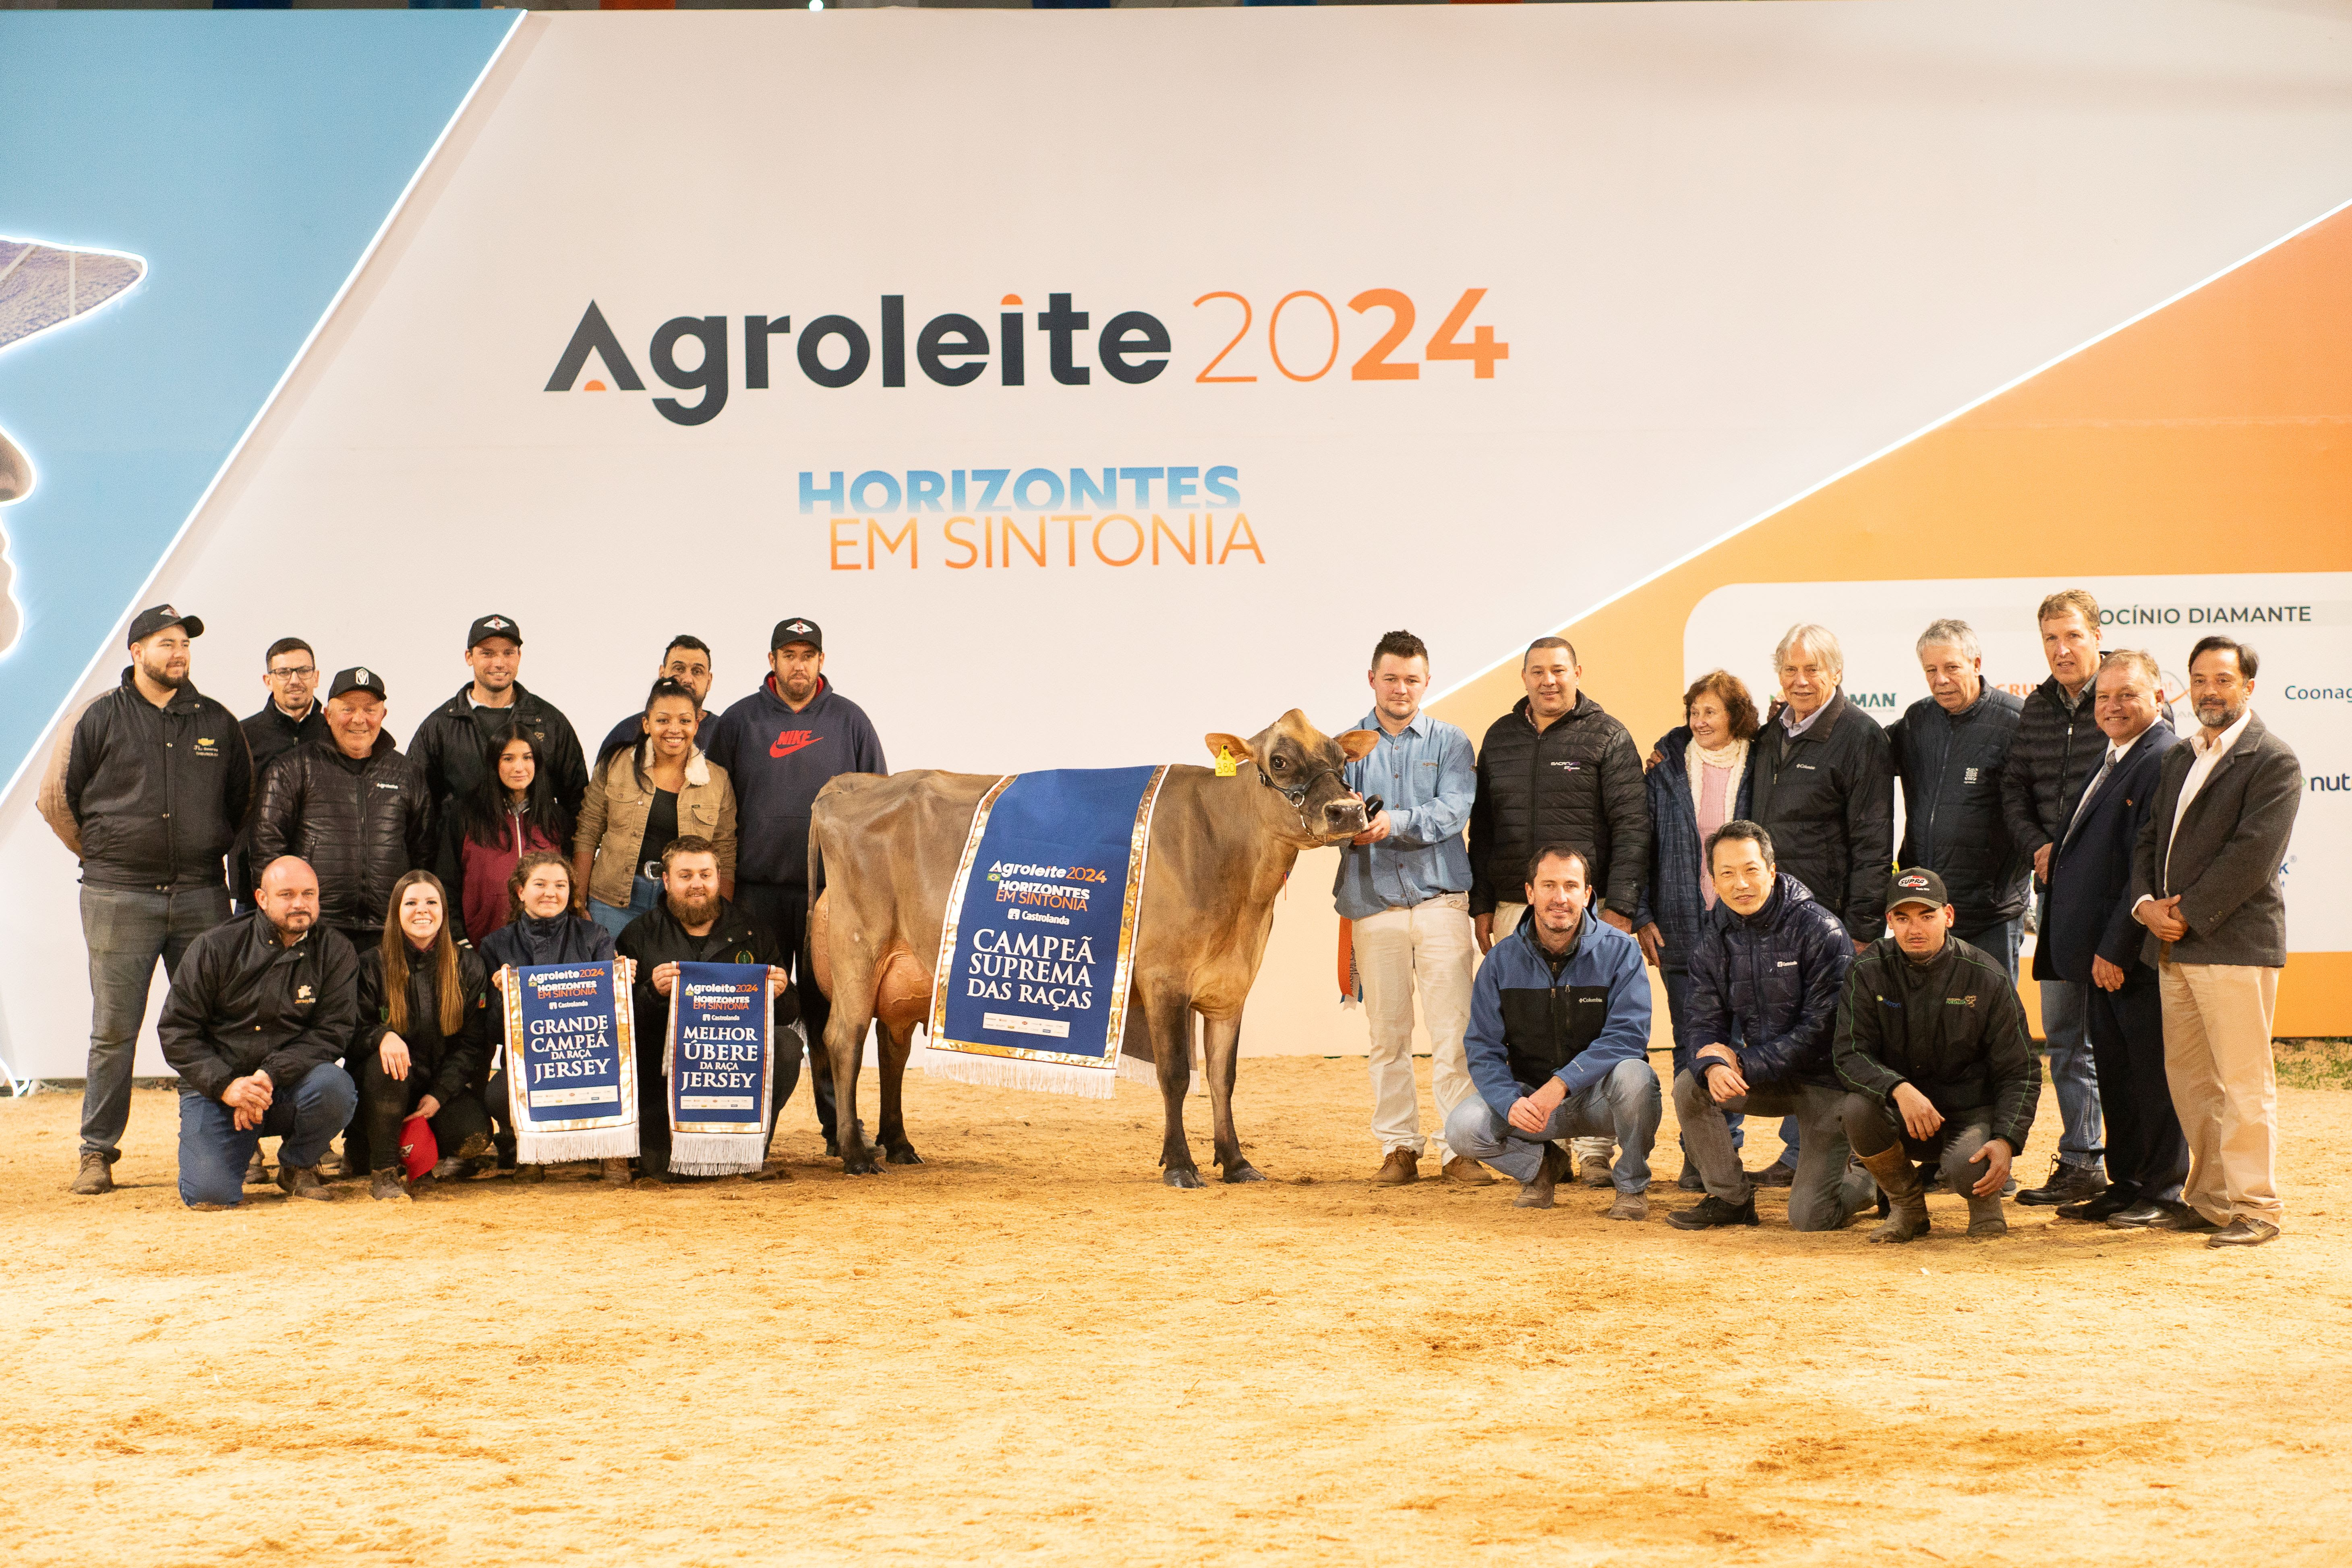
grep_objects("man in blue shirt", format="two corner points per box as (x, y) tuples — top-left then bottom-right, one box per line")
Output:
(1335, 630), (1480, 1187)
(1443, 844), (1660, 1217)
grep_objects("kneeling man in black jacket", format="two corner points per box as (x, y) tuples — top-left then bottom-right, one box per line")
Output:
(616, 836), (800, 1182)
(159, 857), (359, 1208)
(1836, 869), (2040, 1242)
(1667, 822), (1877, 1231)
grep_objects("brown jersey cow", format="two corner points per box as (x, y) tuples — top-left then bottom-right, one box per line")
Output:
(805, 710), (1377, 1183)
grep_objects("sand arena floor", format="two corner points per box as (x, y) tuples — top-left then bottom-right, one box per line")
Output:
(3, 1057), (2349, 1567)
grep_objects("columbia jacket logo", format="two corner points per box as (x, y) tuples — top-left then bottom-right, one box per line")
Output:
(770, 729), (820, 759)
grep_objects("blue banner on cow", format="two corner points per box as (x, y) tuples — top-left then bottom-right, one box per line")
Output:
(501, 960), (637, 1163)
(923, 765), (1170, 1098)
(665, 961), (775, 1176)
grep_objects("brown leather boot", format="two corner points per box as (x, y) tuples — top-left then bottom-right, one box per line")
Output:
(277, 1164), (331, 1202)
(71, 1152), (115, 1195)
(1441, 1155), (1495, 1186)
(1513, 1143), (1568, 1209)
(1373, 1148), (1420, 1186)
(1965, 1183), (2008, 1238)
(1858, 1146), (1929, 1243)
(243, 1147), (269, 1186)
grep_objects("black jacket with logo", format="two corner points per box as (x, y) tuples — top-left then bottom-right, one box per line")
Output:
(705, 676), (888, 893)
(54, 669), (253, 892)
(159, 913), (360, 1099)
(614, 897), (800, 1045)
(1888, 686), (2030, 930)
(1833, 934), (2039, 1152)
(410, 682), (590, 827)
(251, 733), (433, 934)
(233, 699), (326, 903)
(1747, 689), (1894, 941)
(354, 942), (494, 1108)
(1468, 692), (1647, 916)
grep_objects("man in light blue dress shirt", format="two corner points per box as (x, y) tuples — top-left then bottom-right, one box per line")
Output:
(1334, 631), (1482, 1186)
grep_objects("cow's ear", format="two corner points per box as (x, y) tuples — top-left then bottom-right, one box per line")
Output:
(1203, 732), (1253, 774)
(1336, 729), (1380, 761)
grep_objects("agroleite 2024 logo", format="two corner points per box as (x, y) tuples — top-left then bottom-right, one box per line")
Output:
(545, 287), (1509, 425)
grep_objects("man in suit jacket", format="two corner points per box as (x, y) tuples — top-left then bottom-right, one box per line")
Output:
(2130, 636), (2302, 1247)
(2039, 652), (2184, 1228)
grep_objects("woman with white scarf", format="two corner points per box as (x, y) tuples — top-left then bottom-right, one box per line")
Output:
(1634, 671), (1760, 1189)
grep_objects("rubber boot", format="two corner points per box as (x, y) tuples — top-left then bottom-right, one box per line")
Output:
(1965, 1184), (2008, 1239)
(1857, 1146), (1930, 1243)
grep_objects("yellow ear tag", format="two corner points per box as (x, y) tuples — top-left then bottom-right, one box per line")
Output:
(1215, 747), (1238, 778)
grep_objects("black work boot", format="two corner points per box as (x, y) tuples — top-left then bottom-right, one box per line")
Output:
(1857, 1147), (1930, 1243)
(2017, 1157), (2106, 1207)
(1667, 1193), (1760, 1230)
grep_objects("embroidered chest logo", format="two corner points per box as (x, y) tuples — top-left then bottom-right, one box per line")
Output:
(770, 728), (820, 759)
(735, 949), (754, 964)
(1964, 766), (1980, 784)
(193, 735), (220, 757)
(1944, 994), (1978, 1007)
(296, 984), (315, 1005)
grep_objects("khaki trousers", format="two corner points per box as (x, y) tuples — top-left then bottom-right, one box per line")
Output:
(2157, 961), (2282, 1226)
(1355, 893), (1476, 1160)
(1489, 901), (1613, 1165)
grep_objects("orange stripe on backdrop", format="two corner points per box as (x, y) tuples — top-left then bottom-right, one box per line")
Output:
(1431, 204), (2352, 1035)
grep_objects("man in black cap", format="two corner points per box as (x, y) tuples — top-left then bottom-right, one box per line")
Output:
(234, 636), (327, 913)
(252, 667), (433, 959)
(410, 614), (589, 829)
(1834, 868), (2041, 1243)
(38, 605), (255, 1195)
(706, 617), (887, 1153)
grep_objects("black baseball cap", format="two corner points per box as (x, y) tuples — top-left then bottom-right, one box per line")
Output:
(327, 666), (388, 702)
(1886, 867), (1950, 912)
(467, 613), (523, 649)
(127, 603), (203, 645)
(770, 617), (822, 652)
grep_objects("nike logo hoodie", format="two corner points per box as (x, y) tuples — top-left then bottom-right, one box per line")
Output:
(704, 675), (888, 892)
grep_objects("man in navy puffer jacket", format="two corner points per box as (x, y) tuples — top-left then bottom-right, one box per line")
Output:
(1444, 843), (1659, 1219)
(1667, 821), (1878, 1231)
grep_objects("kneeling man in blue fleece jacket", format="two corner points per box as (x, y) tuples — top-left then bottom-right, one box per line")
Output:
(1445, 843), (1660, 1218)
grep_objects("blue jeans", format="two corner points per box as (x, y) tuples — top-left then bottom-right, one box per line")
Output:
(588, 874), (663, 943)
(2037, 979), (2104, 1170)
(176, 1065), (357, 1208)
(80, 882), (232, 1158)
(1661, 966), (1742, 1154)
(1443, 1058), (1661, 1192)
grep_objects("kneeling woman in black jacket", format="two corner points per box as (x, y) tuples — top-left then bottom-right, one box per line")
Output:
(480, 850), (626, 1185)
(353, 870), (494, 1200)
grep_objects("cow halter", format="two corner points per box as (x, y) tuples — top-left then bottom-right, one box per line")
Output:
(1256, 756), (1344, 834)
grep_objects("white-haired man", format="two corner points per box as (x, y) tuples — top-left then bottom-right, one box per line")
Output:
(1888, 618), (2030, 982)
(1743, 622), (1893, 1186)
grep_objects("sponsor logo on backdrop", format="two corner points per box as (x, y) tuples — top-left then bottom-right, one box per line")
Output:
(545, 288), (1510, 426)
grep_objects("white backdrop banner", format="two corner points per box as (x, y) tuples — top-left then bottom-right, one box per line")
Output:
(7, 2), (2352, 1077)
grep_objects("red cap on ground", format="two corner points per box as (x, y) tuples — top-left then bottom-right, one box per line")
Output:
(399, 1115), (439, 1182)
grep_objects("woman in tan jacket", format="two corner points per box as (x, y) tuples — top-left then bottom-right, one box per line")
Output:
(575, 677), (739, 942)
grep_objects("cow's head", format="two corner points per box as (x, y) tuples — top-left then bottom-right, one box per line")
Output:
(1204, 710), (1379, 845)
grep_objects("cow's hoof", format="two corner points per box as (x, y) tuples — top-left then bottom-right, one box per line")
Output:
(1162, 1167), (1205, 1189)
(1221, 1164), (1268, 1184)
(884, 1144), (925, 1166)
(843, 1155), (883, 1176)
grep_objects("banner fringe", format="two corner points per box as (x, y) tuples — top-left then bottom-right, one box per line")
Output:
(920, 1050), (1118, 1099)
(518, 1126), (638, 1164)
(669, 1131), (762, 1176)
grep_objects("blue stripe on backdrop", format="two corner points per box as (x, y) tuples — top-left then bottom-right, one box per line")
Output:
(0, 13), (516, 791)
